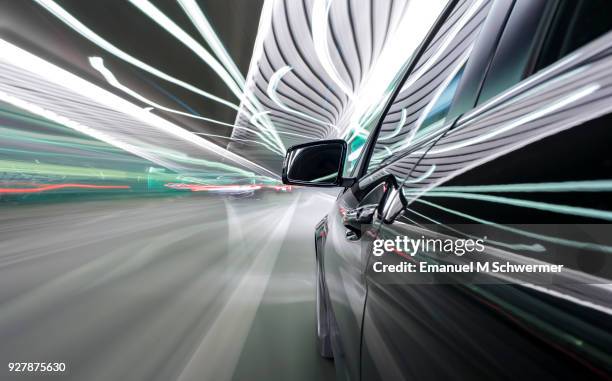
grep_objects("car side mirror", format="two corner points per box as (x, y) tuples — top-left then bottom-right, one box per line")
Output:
(282, 139), (355, 187)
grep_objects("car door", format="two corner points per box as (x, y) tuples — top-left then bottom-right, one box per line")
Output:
(322, 1), (495, 380)
(363, 0), (612, 379)
(319, 1), (469, 379)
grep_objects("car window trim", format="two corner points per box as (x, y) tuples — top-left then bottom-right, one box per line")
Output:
(521, 0), (559, 78)
(475, 0), (558, 106)
(447, 0), (516, 121)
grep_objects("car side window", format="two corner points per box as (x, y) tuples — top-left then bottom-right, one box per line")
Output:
(533, 0), (612, 72)
(364, 0), (491, 176)
(367, 62), (466, 172)
(477, 0), (612, 106)
(411, 63), (465, 143)
(396, 0), (612, 225)
(393, 0), (612, 279)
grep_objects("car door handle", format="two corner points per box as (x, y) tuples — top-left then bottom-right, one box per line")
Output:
(345, 230), (359, 241)
(343, 204), (377, 240)
(344, 204), (377, 226)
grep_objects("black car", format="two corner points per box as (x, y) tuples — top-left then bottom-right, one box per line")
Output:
(283, 0), (612, 380)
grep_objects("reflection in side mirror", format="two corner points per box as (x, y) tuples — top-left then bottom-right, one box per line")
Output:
(282, 140), (348, 187)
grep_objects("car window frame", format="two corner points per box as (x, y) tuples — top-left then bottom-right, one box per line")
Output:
(474, 0), (558, 106)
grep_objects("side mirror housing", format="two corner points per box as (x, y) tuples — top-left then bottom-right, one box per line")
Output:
(282, 140), (355, 187)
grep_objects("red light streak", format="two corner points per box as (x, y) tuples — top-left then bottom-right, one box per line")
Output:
(164, 183), (262, 192)
(271, 185), (292, 191)
(0, 184), (131, 194)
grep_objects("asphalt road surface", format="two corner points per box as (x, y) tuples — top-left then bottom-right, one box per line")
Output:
(0, 191), (337, 381)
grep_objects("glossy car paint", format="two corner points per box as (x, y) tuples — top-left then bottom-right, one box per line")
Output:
(311, 0), (612, 380)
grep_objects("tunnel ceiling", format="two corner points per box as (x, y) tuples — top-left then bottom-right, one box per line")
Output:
(230, 0), (412, 173)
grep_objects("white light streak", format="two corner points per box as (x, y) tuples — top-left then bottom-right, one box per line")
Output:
(419, 85), (599, 155)
(399, 0), (485, 93)
(35, 0), (284, 152)
(89, 56), (284, 155)
(0, 90), (159, 166)
(34, 0), (239, 112)
(378, 108), (407, 141)
(177, 0), (245, 88)
(340, 0), (447, 140)
(128, 0), (284, 151)
(268, 66), (338, 132)
(234, 0), (286, 151)
(127, 0), (242, 97)
(312, 0), (355, 99)
(0, 38), (279, 178)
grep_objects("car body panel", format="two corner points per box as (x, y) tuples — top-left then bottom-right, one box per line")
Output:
(361, 9), (612, 381)
(320, 188), (366, 381)
(314, 1), (612, 380)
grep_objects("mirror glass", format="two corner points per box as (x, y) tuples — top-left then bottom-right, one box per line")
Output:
(285, 142), (343, 185)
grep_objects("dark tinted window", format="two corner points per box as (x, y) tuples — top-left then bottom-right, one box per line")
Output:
(364, 0), (492, 176)
(419, 64), (465, 133)
(477, 0), (612, 106)
(534, 0), (612, 71)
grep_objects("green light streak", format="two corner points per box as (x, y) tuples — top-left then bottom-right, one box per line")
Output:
(0, 104), (257, 185)
(0, 126), (130, 156)
(413, 180), (612, 193)
(0, 160), (172, 181)
(413, 199), (612, 254)
(409, 191), (612, 222)
(0, 108), (86, 136)
(405, 208), (546, 253)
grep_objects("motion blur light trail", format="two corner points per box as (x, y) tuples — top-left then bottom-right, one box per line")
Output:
(413, 198), (612, 254)
(0, 184), (130, 194)
(0, 192), (336, 381)
(34, 0), (286, 155)
(177, 196), (298, 381)
(164, 183), (262, 192)
(89, 57), (285, 156)
(32, 0), (239, 111)
(0, 38), (278, 180)
(0, 102), (187, 200)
